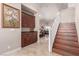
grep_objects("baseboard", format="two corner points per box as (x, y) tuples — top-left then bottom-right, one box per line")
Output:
(1, 47), (21, 55)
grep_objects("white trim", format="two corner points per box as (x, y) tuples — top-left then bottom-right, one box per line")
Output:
(48, 27), (51, 52)
(1, 47), (21, 56)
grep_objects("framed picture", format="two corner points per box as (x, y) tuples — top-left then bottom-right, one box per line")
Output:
(2, 4), (20, 28)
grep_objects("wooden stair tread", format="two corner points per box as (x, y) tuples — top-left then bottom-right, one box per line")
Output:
(60, 24), (75, 25)
(59, 25), (75, 27)
(57, 33), (77, 37)
(60, 23), (75, 25)
(55, 39), (79, 48)
(58, 30), (76, 33)
(56, 35), (77, 39)
(57, 32), (77, 35)
(57, 31), (76, 34)
(54, 43), (79, 55)
(56, 38), (78, 42)
(56, 36), (78, 42)
(53, 48), (73, 56)
(59, 27), (76, 29)
(59, 27), (75, 30)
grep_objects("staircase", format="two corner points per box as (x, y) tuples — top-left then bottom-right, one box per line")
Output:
(52, 23), (79, 56)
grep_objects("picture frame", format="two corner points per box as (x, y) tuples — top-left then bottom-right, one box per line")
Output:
(2, 3), (20, 28)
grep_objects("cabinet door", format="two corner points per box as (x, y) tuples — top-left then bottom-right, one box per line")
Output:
(22, 12), (35, 28)
(21, 33), (29, 47)
(34, 32), (37, 42)
(32, 32), (37, 42)
(29, 16), (35, 28)
(21, 32), (37, 47)
(22, 13), (25, 27)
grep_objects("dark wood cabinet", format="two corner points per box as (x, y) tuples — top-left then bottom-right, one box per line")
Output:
(21, 31), (37, 47)
(22, 12), (35, 28)
(21, 11), (37, 48)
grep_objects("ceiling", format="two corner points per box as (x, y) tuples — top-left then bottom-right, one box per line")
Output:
(22, 3), (68, 11)
(35, 3), (68, 11)
(22, 3), (68, 26)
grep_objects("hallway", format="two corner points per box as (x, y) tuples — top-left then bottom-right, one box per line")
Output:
(52, 23), (79, 56)
(2, 36), (60, 56)
(0, 3), (79, 56)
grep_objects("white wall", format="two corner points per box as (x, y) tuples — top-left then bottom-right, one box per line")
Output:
(38, 5), (59, 20)
(68, 3), (76, 8)
(60, 7), (75, 23)
(75, 4), (79, 42)
(22, 3), (39, 13)
(0, 3), (21, 54)
(67, 3), (79, 42)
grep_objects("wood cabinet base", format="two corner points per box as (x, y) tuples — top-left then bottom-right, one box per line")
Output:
(21, 31), (37, 47)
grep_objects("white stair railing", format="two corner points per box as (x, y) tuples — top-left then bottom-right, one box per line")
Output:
(48, 14), (60, 52)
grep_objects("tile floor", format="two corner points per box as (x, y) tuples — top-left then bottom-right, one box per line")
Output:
(2, 36), (61, 56)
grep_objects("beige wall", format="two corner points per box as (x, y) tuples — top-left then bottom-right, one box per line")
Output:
(75, 4), (79, 42)
(68, 3), (79, 42)
(0, 3), (21, 54)
(60, 7), (75, 23)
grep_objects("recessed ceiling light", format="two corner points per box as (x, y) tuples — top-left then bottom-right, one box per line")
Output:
(39, 15), (41, 16)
